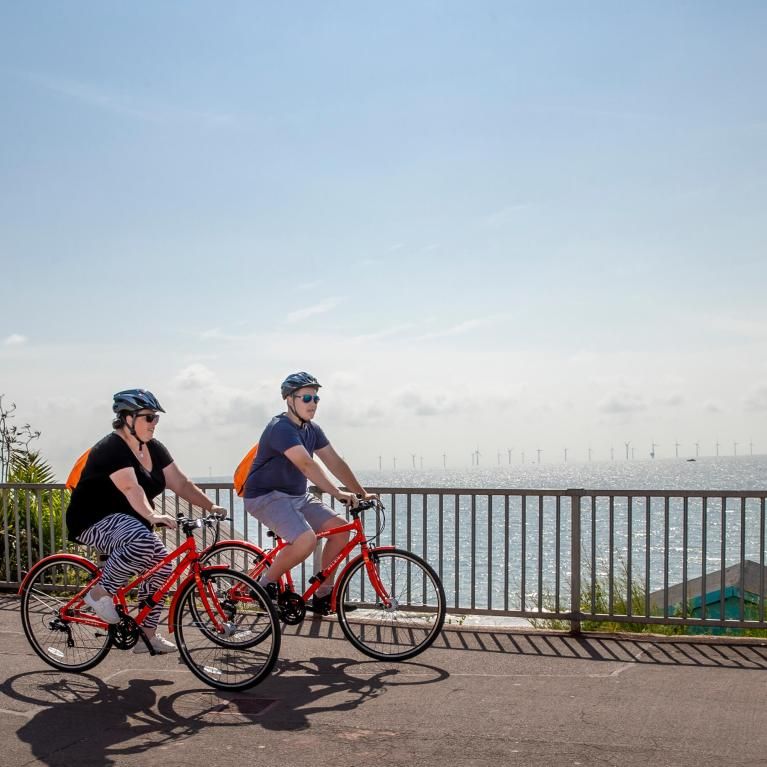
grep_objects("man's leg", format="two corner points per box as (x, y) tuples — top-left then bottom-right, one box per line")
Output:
(261, 529), (316, 583)
(316, 515), (350, 590)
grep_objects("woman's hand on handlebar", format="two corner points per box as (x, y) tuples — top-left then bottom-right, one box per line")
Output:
(151, 513), (178, 530)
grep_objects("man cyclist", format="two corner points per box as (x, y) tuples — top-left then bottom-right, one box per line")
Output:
(242, 371), (375, 614)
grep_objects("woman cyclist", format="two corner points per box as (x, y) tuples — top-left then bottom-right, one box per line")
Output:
(242, 372), (376, 614)
(65, 388), (226, 653)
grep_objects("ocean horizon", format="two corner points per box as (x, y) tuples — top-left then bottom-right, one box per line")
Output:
(196, 455), (767, 492)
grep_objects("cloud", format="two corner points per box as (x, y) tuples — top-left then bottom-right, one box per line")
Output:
(744, 385), (767, 412)
(3, 334), (28, 346)
(705, 315), (767, 340)
(25, 72), (235, 127)
(286, 298), (341, 323)
(657, 393), (684, 407)
(704, 400), (723, 414)
(480, 203), (533, 227)
(174, 363), (218, 390)
(414, 315), (502, 342)
(393, 387), (470, 417)
(351, 323), (414, 343)
(598, 391), (647, 414)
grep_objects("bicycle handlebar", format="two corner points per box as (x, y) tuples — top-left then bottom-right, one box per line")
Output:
(176, 513), (230, 537)
(347, 498), (385, 517)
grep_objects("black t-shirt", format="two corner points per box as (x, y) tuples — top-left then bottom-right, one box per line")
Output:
(65, 432), (174, 542)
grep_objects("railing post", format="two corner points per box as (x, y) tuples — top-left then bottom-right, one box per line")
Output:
(568, 488), (584, 635)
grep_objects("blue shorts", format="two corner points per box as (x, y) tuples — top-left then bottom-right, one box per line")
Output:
(244, 491), (341, 543)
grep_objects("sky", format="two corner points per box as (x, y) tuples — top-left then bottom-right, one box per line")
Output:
(1, 2), (766, 478)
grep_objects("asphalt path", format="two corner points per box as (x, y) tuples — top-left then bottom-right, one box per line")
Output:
(1, 594), (766, 767)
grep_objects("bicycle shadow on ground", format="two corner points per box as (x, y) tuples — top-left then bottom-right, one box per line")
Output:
(1, 671), (269, 767)
(251, 654), (450, 732)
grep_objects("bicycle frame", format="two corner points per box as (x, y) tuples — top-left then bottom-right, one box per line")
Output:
(19, 524), (234, 636)
(219, 511), (395, 611)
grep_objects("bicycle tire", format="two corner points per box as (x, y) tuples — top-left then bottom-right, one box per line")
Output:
(199, 541), (268, 578)
(20, 556), (113, 672)
(336, 548), (446, 661)
(174, 567), (280, 691)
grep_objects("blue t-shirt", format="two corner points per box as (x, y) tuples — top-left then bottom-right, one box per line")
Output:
(244, 414), (329, 498)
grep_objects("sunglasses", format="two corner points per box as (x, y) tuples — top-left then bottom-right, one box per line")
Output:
(133, 413), (160, 424)
(295, 394), (320, 404)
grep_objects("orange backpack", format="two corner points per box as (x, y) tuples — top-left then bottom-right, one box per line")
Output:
(65, 448), (91, 491)
(233, 442), (259, 497)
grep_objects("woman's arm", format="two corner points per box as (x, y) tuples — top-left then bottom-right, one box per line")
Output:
(109, 467), (177, 529)
(163, 462), (226, 515)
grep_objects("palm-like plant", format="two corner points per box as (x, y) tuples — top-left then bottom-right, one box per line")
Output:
(2, 449), (65, 579)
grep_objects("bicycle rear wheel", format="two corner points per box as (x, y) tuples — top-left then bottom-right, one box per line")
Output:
(174, 568), (280, 691)
(336, 548), (446, 661)
(20, 556), (112, 672)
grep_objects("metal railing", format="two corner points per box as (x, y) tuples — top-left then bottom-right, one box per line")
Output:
(2, 482), (766, 633)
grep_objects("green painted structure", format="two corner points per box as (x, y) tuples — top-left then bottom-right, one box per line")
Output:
(650, 559), (767, 634)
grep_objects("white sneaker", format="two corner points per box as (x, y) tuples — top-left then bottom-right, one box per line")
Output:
(83, 591), (120, 624)
(133, 634), (178, 654)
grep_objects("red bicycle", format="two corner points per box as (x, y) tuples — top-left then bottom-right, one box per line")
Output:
(200, 498), (446, 661)
(19, 513), (281, 691)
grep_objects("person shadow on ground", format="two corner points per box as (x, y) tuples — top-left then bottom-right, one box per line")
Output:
(5, 656), (449, 764)
(9, 675), (177, 767)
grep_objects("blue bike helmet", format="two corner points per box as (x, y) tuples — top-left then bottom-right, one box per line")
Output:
(280, 372), (321, 400)
(112, 389), (165, 414)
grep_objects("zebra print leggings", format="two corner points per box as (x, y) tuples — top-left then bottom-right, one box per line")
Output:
(78, 513), (172, 629)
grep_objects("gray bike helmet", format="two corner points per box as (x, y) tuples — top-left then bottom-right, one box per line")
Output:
(112, 388), (166, 414)
(281, 372), (321, 400)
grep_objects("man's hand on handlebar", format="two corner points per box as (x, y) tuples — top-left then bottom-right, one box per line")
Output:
(335, 490), (359, 507)
(209, 504), (227, 519)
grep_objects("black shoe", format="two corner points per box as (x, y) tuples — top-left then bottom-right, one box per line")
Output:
(311, 594), (358, 615)
(311, 593), (333, 615)
(262, 582), (279, 604)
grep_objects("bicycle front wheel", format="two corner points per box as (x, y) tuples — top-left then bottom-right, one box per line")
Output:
(20, 557), (113, 672)
(199, 541), (268, 578)
(174, 568), (280, 691)
(336, 548), (446, 661)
